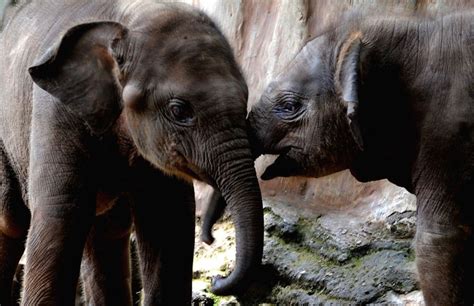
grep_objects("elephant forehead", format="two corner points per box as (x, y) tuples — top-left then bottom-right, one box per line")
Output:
(273, 62), (331, 99)
(157, 44), (239, 80)
(288, 53), (325, 83)
(153, 74), (247, 101)
(139, 29), (241, 80)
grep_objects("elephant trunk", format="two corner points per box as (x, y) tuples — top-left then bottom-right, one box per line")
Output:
(247, 116), (264, 159)
(209, 144), (263, 296)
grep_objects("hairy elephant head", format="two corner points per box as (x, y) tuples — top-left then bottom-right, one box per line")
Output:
(28, 4), (262, 296)
(248, 31), (365, 180)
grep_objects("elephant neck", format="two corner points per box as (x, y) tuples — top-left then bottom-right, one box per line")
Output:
(345, 20), (431, 190)
(354, 13), (471, 191)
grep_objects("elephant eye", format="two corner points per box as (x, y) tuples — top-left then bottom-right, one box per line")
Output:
(168, 99), (195, 126)
(274, 98), (303, 120)
(282, 101), (299, 113)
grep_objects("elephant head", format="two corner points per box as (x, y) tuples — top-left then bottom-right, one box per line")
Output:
(28, 5), (262, 295)
(248, 31), (364, 180)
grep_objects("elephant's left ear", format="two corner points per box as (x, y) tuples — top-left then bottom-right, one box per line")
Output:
(28, 21), (129, 135)
(335, 31), (364, 150)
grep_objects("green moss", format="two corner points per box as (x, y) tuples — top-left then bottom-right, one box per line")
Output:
(207, 292), (222, 305)
(271, 283), (354, 304)
(406, 248), (416, 261)
(295, 246), (327, 266)
(348, 255), (364, 270)
(270, 235), (333, 269)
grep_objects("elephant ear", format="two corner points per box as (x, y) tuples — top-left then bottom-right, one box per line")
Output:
(335, 32), (364, 150)
(28, 21), (128, 135)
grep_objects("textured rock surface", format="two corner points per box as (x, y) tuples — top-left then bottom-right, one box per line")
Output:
(193, 207), (420, 304)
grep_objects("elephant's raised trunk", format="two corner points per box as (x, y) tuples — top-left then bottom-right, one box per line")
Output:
(209, 143), (263, 296)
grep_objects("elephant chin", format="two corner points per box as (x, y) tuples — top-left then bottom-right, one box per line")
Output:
(260, 153), (302, 180)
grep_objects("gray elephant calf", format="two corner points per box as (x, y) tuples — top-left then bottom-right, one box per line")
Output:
(249, 9), (474, 305)
(0, 0), (263, 304)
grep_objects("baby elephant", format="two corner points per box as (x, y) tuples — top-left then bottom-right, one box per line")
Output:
(0, 0), (263, 305)
(249, 10), (474, 306)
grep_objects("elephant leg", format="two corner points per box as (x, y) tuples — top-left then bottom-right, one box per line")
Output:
(81, 197), (133, 306)
(130, 237), (143, 305)
(416, 195), (474, 305)
(131, 169), (195, 305)
(22, 192), (95, 305)
(416, 223), (473, 305)
(0, 145), (29, 306)
(21, 111), (96, 305)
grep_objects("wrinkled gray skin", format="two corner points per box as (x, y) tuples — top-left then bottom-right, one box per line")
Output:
(249, 10), (474, 306)
(0, 1), (263, 304)
(200, 140), (261, 245)
(200, 187), (226, 245)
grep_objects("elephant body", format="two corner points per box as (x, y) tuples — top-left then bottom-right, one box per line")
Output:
(0, 1), (263, 305)
(250, 10), (473, 305)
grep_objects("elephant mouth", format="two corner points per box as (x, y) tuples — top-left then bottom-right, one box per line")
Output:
(180, 164), (214, 185)
(260, 147), (302, 180)
(172, 151), (214, 184)
(181, 166), (201, 180)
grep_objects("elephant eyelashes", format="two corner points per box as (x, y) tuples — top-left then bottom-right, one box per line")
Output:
(168, 98), (195, 126)
(282, 101), (300, 113)
(273, 98), (304, 121)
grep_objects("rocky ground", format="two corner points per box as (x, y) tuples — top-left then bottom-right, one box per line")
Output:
(192, 199), (424, 305)
(12, 197), (422, 306)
